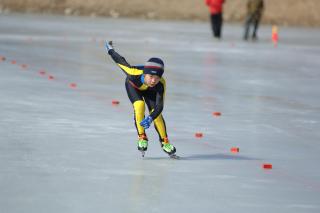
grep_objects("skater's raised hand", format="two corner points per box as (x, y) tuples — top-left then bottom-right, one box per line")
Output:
(140, 116), (153, 129)
(105, 40), (113, 53)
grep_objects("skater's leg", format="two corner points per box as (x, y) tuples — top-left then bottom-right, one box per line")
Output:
(125, 80), (145, 135)
(143, 93), (167, 140)
(153, 114), (167, 141)
(144, 95), (176, 155)
(125, 80), (148, 152)
(133, 100), (146, 136)
(154, 115), (176, 155)
(133, 101), (148, 152)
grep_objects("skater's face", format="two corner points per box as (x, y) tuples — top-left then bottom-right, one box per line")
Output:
(144, 74), (160, 87)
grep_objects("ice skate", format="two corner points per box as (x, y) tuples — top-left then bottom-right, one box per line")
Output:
(161, 138), (178, 158)
(137, 134), (148, 157)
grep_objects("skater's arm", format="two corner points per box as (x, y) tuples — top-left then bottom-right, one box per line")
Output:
(149, 92), (164, 120)
(149, 82), (166, 120)
(105, 41), (143, 76)
(108, 49), (131, 67)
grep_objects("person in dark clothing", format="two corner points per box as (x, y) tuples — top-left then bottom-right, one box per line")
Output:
(244, 0), (264, 41)
(205, 0), (225, 39)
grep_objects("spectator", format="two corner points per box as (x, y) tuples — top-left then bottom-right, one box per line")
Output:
(205, 0), (226, 39)
(244, 0), (264, 41)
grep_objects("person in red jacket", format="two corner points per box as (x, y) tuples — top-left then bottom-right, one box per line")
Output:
(205, 0), (226, 39)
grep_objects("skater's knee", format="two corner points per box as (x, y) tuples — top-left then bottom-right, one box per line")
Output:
(133, 100), (145, 114)
(153, 114), (162, 122)
(154, 115), (167, 139)
(154, 114), (165, 128)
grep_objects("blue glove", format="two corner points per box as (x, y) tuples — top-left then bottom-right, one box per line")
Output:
(105, 40), (113, 53)
(140, 116), (153, 129)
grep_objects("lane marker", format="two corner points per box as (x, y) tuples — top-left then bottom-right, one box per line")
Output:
(212, 111), (221, 117)
(39, 69), (46, 75)
(195, 132), (203, 138)
(263, 163), (273, 169)
(20, 64), (28, 69)
(112, 100), (120, 105)
(69, 83), (77, 88)
(230, 147), (240, 153)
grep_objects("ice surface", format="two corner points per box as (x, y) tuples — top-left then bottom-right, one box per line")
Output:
(0, 14), (320, 213)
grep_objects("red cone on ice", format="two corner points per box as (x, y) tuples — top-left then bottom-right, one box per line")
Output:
(230, 147), (240, 153)
(212, 112), (221, 117)
(69, 83), (77, 88)
(263, 163), (273, 169)
(195, 132), (203, 138)
(112, 100), (120, 105)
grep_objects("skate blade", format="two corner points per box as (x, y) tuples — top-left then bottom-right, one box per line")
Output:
(169, 154), (180, 159)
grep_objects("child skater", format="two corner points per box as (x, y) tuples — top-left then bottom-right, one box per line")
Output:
(105, 41), (178, 158)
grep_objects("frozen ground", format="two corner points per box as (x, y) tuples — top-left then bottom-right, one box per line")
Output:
(0, 14), (320, 213)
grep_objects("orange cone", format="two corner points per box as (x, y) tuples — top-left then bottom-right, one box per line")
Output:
(112, 100), (120, 105)
(21, 64), (28, 69)
(195, 132), (203, 138)
(39, 69), (46, 75)
(69, 83), (77, 88)
(272, 25), (279, 47)
(212, 112), (221, 117)
(263, 163), (273, 169)
(230, 147), (240, 153)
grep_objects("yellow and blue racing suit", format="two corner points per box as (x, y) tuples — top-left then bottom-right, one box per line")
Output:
(108, 49), (168, 142)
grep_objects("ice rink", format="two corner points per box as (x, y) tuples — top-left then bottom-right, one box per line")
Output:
(1, 14), (320, 213)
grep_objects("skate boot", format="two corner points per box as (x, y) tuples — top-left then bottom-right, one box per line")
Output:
(161, 138), (179, 159)
(137, 134), (148, 157)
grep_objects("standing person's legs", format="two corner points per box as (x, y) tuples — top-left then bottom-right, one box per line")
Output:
(210, 14), (216, 37)
(212, 14), (221, 38)
(244, 14), (253, 40)
(252, 14), (261, 40)
(216, 13), (223, 38)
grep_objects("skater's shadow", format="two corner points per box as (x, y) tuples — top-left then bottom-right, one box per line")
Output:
(182, 153), (261, 161)
(144, 153), (261, 161)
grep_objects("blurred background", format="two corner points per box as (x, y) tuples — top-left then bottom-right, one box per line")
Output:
(1, 0), (320, 27)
